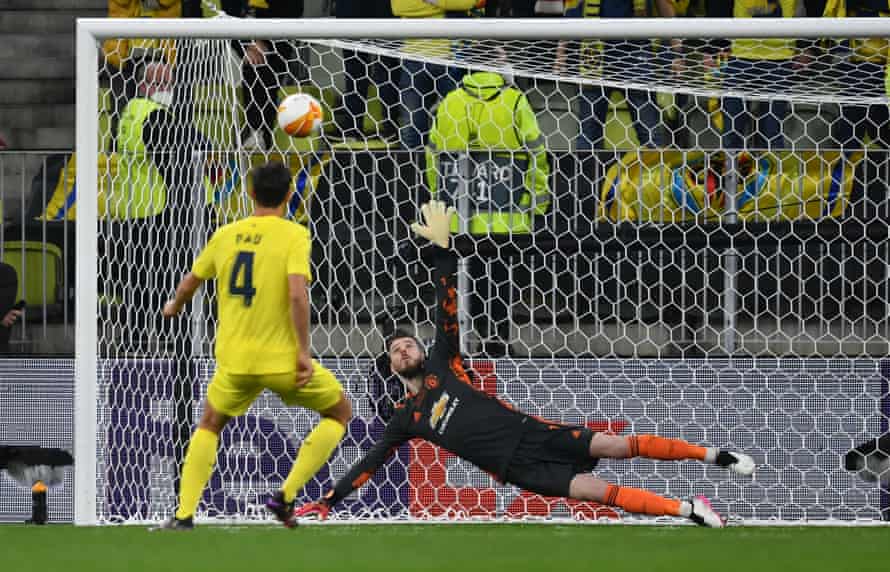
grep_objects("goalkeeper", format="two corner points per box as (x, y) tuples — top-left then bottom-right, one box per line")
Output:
(295, 201), (755, 527)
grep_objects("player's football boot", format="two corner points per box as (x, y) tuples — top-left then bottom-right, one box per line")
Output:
(150, 515), (194, 531)
(689, 495), (726, 528)
(265, 491), (297, 528)
(716, 451), (755, 476)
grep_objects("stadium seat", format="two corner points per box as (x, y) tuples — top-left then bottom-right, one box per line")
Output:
(0, 241), (64, 320)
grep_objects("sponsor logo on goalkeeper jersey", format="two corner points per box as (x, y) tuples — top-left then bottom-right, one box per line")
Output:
(437, 397), (459, 435)
(430, 392), (450, 429)
(430, 392), (460, 434)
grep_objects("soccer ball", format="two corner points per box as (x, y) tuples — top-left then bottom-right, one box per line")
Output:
(277, 93), (323, 137)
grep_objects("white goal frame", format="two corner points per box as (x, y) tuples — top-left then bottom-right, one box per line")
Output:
(74, 17), (890, 526)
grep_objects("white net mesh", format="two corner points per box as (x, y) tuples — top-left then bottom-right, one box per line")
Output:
(320, 36), (889, 106)
(88, 22), (890, 524)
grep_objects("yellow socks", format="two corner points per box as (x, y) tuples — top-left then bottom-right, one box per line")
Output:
(173, 418), (346, 517)
(281, 418), (346, 503)
(175, 428), (219, 520)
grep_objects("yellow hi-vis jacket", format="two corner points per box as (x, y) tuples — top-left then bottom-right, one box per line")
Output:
(426, 72), (550, 235)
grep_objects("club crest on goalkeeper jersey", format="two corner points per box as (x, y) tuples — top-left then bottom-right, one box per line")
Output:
(191, 216), (312, 375)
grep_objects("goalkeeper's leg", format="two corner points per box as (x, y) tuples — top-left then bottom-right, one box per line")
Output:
(589, 433), (755, 476)
(569, 474), (725, 528)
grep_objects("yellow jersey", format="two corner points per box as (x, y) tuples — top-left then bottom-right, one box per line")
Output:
(391, 0), (479, 57)
(731, 0), (798, 61)
(847, 7), (889, 64)
(391, 0), (477, 18)
(192, 216), (313, 375)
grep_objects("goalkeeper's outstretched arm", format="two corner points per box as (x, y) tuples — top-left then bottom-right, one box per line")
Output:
(295, 421), (410, 518)
(163, 226), (217, 318)
(411, 201), (461, 358)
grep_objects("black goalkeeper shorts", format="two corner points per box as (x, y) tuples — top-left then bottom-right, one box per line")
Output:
(503, 421), (598, 498)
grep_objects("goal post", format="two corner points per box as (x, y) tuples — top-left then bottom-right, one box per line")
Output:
(75, 17), (890, 526)
(75, 20), (99, 526)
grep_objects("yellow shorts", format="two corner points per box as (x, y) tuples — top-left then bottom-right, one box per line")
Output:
(206, 360), (343, 417)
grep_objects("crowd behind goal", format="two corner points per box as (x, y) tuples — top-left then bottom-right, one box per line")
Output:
(6, 1), (890, 357)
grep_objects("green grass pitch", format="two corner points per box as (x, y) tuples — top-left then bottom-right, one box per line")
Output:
(1, 524), (885, 572)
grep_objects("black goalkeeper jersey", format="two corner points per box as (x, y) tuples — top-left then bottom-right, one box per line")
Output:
(326, 247), (531, 506)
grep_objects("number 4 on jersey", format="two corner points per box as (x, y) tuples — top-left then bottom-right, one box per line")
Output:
(229, 251), (256, 307)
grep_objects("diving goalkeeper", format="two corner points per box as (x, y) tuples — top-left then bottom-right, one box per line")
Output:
(295, 201), (755, 527)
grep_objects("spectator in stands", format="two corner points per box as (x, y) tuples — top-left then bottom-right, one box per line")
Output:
(335, 1), (401, 142)
(111, 62), (213, 218)
(486, 1), (567, 84)
(102, 0), (181, 150)
(426, 61), (550, 356)
(485, 0), (567, 16)
(222, 0), (304, 151)
(663, 0), (711, 148)
(720, 1), (804, 152)
(558, 0), (676, 152)
(109, 62), (213, 346)
(392, 0), (484, 149)
(0, 262), (21, 354)
(182, 0), (202, 17)
(822, 0), (890, 151)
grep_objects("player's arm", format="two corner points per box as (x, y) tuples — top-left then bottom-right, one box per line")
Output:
(653, 0), (683, 56)
(326, 424), (409, 505)
(554, 1), (583, 72)
(162, 273), (204, 317)
(296, 419), (411, 518)
(164, 232), (217, 317)
(654, 0), (676, 17)
(515, 93), (551, 216)
(289, 273), (313, 386)
(288, 225), (315, 385)
(410, 201), (460, 357)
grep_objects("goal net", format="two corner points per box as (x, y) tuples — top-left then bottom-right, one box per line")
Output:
(75, 17), (890, 525)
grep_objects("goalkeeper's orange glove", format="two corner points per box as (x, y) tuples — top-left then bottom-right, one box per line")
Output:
(293, 500), (330, 521)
